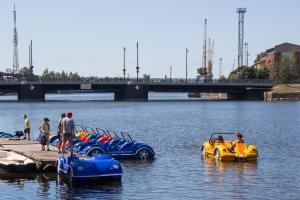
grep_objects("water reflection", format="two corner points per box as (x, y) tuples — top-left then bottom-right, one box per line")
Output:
(202, 158), (258, 199)
(203, 158), (257, 179)
(56, 173), (123, 200)
(0, 172), (56, 195)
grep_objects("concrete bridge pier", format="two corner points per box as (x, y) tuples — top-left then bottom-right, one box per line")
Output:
(18, 84), (45, 101)
(114, 84), (148, 101)
(227, 90), (265, 100)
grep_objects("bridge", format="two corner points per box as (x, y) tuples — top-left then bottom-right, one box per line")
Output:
(0, 78), (274, 101)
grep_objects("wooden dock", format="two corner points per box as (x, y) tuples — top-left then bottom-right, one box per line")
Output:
(0, 138), (61, 172)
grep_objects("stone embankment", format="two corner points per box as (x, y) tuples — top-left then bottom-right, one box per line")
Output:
(264, 84), (300, 101)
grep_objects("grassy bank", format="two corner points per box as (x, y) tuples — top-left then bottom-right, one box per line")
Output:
(272, 84), (300, 93)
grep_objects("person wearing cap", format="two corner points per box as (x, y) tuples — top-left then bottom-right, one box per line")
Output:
(61, 112), (75, 154)
(56, 113), (66, 153)
(39, 118), (51, 151)
(231, 132), (245, 149)
(23, 114), (31, 140)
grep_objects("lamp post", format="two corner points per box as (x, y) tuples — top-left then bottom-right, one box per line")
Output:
(123, 47), (126, 79)
(136, 42), (140, 82)
(186, 48), (189, 82)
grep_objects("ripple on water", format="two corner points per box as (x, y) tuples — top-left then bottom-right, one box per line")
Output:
(0, 96), (299, 199)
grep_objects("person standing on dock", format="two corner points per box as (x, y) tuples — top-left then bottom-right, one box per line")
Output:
(56, 113), (66, 153)
(39, 118), (50, 151)
(61, 112), (75, 154)
(23, 114), (30, 140)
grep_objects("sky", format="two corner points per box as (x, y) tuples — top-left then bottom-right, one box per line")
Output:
(0, 0), (300, 78)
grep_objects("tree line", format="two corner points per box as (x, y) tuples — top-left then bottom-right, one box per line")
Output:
(17, 67), (82, 81)
(227, 51), (300, 83)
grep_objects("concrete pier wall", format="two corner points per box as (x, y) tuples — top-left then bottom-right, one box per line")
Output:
(114, 85), (148, 101)
(264, 91), (300, 101)
(18, 84), (45, 101)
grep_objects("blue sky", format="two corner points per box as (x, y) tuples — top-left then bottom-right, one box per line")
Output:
(0, 0), (300, 78)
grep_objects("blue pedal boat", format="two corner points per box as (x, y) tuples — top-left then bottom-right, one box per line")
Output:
(78, 131), (156, 160)
(56, 153), (123, 183)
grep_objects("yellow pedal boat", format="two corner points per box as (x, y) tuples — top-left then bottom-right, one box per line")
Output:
(201, 132), (258, 161)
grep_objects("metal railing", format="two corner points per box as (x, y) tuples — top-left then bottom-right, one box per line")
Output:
(0, 76), (282, 85)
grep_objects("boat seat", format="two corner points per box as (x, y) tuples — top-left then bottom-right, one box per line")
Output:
(234, 143), (247, 155)
(117, 141), (133, 151)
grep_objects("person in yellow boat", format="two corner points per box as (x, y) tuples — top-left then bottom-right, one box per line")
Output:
(231, 132), (245, 149)
(39, 118), (50, 151)
(216, 135), (225, 143)
(23, 114), (31, 140)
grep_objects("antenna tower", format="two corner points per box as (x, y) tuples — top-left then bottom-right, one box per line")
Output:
(237, 8), (246, 68)
(13, 4), (19, 74)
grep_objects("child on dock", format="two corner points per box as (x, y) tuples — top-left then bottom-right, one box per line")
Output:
(39, 118), (50, 151)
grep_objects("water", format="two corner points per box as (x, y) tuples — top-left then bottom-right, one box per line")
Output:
(0, 93), (299, 199)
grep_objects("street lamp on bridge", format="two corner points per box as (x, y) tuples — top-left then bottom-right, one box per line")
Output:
(123, 47), (126, 79)
(136, 42), (140, 83)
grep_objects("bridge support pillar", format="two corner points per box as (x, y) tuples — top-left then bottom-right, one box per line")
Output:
(114, 85), (148, 101)
(18, 84), (45, 101)
(227, 90), (265, 100)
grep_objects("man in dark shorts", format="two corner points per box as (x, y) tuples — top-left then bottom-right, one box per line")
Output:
(57, 113), (66, 153)
(23, 114), (30, 140)
(61, 112), (75, 154)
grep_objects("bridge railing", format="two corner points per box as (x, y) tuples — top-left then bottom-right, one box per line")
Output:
(0, 75), (284, 85)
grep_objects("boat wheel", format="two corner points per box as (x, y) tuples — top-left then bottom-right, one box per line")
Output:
(138, 149), (149, 160)
(89, 149), (104, 157)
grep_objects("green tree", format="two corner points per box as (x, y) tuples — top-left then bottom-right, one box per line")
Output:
(228, 65), (270, 80)
(19, 67), (32, 76)
(219, 75), (227, 80)
(256, 67), (270, 79)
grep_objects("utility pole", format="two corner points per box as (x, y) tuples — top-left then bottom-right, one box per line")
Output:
(219, 58), (223, 79)
(186, 48), (189, 82)
(123, 47), (126, 79)
(232, 59), (236, 71)
(29, 40), (33, 74)
(244, 42), (249, 67)
(136, 42), (140, 82)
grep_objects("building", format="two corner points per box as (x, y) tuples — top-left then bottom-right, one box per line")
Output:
(254, 42), (300, 70)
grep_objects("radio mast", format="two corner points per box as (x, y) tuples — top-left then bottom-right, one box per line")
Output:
(13, 4), (19, 74)
(237, 8), (247, 68)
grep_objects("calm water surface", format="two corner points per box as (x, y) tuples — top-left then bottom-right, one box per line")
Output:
(0, 93), (299, 200)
